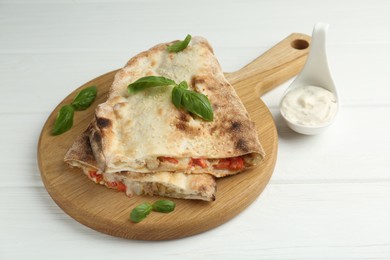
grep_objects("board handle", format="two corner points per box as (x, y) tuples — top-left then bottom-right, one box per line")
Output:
(225, 33), (311, 97)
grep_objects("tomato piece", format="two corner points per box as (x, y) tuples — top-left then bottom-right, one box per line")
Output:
(88, 170), (97, 178)
(213, 157), (245, 171)
(89, 171), (103, 183)
(190, 158), (207, 168)
(229, 157), (244, 170)
(105, 181), (126, 192)
(213, 159), (231, 169)
(116, 181), (127, 192)
(159, 156), (179, 164)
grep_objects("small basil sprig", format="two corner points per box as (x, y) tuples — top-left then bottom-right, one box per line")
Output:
(71, 86), (97, 110)
(52, 105), (74, 136)
(171, 81), (188, 108)
(51, 86), (97, 136)
(167, 34), (192, 53)
(172, 81), (213, 122)
(130, 200), (176, 223)
(130, 202), (153, 223)
(128, 76), (213, 122)
(128, 76), (176, 94)
(152, 200), (176, 213)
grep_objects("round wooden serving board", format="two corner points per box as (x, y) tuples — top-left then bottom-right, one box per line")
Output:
(38, 33), (310, 240)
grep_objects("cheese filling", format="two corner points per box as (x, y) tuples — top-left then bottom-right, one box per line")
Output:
(75, 164), (215, 201)
(110, 154), (257, 177)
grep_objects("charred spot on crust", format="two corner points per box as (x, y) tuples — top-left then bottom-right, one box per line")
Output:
(178, 112), (190, 122)
(91, 131), (104, 153)
(96, 117), (111, 129)
(235, 139), (249, 153)
(191, 76), (206, 89)
(174, 119), (202, 136)
(190, 76), (196, 88)
(92, 131), (102, 144)
(230, 121), (242, 132)
(209, 125), (218, 135)
(82, 135), (93, 155)
(175, 122), (187, 131)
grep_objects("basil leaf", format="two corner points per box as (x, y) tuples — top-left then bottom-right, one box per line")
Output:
(181, 90), (214, 121)
(152, 200), (176, 213)
(130, 202), (153, 223)
(51, 105), (75, 136)
(172, 86), (184, 108)
(167, 34), (192, 53)
(71, 86), (97, 111)
(128, 76), (176, 94)
(172, 81), (188, 108)
(177, 81), (188, 89)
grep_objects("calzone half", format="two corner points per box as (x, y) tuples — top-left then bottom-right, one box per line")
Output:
(65, 127), (216, 201)
(89, 36), (265, 178)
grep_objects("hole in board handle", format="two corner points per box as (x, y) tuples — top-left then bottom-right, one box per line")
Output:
(291, 39), (309, 50)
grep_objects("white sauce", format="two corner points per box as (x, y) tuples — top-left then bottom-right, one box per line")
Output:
(280, 85), (337, 126)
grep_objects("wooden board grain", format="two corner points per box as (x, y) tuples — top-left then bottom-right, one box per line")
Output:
(38, 33), (311, 240)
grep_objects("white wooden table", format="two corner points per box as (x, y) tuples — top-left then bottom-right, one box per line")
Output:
(1, 0), (390, 259)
